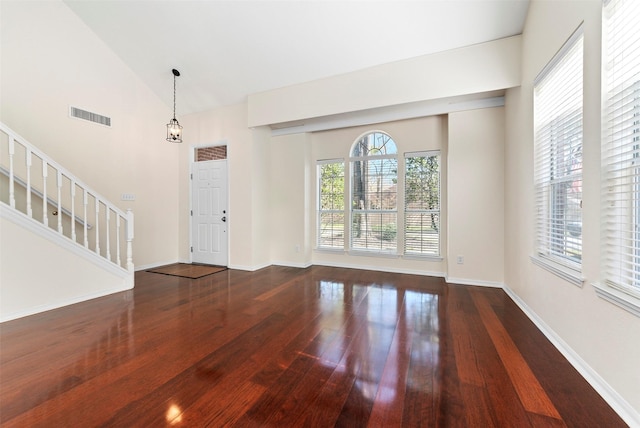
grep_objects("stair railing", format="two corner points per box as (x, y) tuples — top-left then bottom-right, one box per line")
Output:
(1, 122), (134, 273)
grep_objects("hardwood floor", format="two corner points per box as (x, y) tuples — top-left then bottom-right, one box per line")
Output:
(0, 266), (626, 427)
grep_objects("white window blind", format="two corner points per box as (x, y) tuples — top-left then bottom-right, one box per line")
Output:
(602, 0), (640, 299)
(404, 151), (440, 256)
(533, 27), (584, 272)
(317, 160), (345, 249)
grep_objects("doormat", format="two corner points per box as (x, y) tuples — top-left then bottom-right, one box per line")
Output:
(147, 263), (227, 279)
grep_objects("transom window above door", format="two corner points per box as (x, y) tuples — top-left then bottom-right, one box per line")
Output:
(196, 145), (227, 161)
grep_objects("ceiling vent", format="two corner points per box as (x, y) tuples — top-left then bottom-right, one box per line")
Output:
(69, 106), (111, 127)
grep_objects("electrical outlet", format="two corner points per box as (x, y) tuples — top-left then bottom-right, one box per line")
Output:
(456, 255), (464, 264)
(121, 193), (136, 201)
(295, 245), (301, 253)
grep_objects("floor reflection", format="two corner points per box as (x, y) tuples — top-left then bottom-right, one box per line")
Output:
(314, 278), (441, 410)
(0, 290), (136, 425)
(1, 266), (624, 426)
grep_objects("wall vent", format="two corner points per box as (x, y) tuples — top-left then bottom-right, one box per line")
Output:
(69, 106), (111, 127)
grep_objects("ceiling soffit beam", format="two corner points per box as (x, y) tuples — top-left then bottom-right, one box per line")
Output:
(270, 95), (505, 137)
(248, 35), (521, 129)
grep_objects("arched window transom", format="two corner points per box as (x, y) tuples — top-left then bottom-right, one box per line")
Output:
(350, 132), (397, 158)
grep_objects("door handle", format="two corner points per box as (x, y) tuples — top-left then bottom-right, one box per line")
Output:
(221, 216), (226, 222)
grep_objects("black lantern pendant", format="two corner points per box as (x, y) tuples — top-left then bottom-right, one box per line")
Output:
(166, 69), (183, 143)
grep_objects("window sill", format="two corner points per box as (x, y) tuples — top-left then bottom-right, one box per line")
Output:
(348, 250), (400, 259)
(402, 254), (443, 262)
(314, 247), (346, 254)
(592, 282), (640, 318)
(530, 255), (584, 287)
(314, 248), (443, 262)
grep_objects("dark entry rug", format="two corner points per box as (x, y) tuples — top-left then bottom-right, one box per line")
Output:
(147, 263), (227, 279)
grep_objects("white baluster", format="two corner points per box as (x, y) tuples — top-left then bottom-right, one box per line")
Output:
(8, 136), (15, 208)
(42, 161), (48, 226)
(0, 123), (133, 271)
(70, 181), (76, 242)
(116, 214), (121, 267)
(26, 149), (32, 217)
(106, 208), (111, 261)
(126, 209), (134, 272)
(83, 190), (89, 248)
(56, 171), (63, 233)
(95, 198), (100, 255)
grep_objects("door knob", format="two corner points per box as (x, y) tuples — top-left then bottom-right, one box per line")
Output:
(221, 216), (226, 222)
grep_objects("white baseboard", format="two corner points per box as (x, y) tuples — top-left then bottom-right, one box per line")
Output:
(445, 276), (504, 288)
(272, 261), (313, 269)
(312, 260), (446, 278)
(135, 260), (179, 271)
(1, 203), (130, 278)
(0, 282), (132, 323)
(502, 284), (640, 427)
(228, 262), (272, 272)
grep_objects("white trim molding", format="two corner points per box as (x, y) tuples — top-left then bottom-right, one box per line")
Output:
(1, 203), (133, 322)
(402, 254), (444, 262)
(0, 287), (132, 323)
(270, 96), (506, 137)
(228, 262), (272, 272)
(1, 202), (131, 279)
(135, 260), (180, 272)
(592, 282), (640, 318)
(530, 255), (584, 287)
(272, 261), (313, 269)
(445, 276), (504, 288)
(503, 283), (640, 427)
(313, 260), (445, 278)
(314, 248), (347, 255)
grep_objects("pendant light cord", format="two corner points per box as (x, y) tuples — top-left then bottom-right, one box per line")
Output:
(173, 73), (177, 120)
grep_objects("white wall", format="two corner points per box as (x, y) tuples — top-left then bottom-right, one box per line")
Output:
(182, 108), (503, 277)
(504, 0), (640, 421)
(1, 211), (131, 322)
(0, 0), (179, 269)
(269, 133), (313, 267)
(248, 36), (521, 127)
(178, 102), (506, 282)
(448, 108), (505, 286)
(249, 126), (272, 269)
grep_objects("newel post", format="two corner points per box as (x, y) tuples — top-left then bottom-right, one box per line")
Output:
(126, 209), (134, 273)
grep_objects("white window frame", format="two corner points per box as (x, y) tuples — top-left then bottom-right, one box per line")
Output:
(349, 131), (398, 255)
(597, 0), (640, 316)
(404, 151), (441, 257)
(316, 159), (345, 251)
(532, 25), (584, 286)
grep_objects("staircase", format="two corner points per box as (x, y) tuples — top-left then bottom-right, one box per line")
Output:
(0, 122), (134, 322)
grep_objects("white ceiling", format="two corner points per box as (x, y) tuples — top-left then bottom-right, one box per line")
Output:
(64, 0), (530, 117)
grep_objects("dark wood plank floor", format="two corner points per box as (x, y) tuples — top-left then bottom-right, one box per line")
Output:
(0, 266), (626, 427)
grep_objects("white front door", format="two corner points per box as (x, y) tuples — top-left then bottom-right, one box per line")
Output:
(191, 160), (228, 266)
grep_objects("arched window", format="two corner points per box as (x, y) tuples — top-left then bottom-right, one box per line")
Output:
(350, 132), (398, 252)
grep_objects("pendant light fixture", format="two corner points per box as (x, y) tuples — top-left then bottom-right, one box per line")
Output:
(166, 68), (183, 143)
